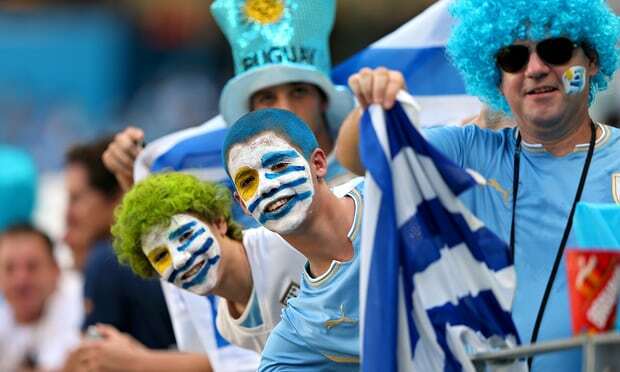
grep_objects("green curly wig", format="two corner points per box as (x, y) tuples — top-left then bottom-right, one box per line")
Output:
(111, 172), (243, 278)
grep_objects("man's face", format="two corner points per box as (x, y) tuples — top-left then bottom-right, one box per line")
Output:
(64, 164), (116, 250)
(228, 131), (315, 235)
(0, 233), (59, 324)
(499, 39), (598, 139)
(250, 83), (328, 139)
(141, 213), (221, 295)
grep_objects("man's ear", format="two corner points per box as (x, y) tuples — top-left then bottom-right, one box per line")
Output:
(585, 47), (599, 77)
(110, 189), (124, 204)
(213, 218), (228, 236)
(309, 148), (328, 180)
(233, 191), (252, 216)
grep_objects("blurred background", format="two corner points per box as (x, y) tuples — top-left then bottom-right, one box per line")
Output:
(0, 0), (435, 171)
(0, 0), (619, 252)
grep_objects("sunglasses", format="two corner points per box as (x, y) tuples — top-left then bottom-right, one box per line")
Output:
(496, 37), (579, 73)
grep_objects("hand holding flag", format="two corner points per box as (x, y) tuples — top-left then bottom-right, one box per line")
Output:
(359, 91), (523, 371)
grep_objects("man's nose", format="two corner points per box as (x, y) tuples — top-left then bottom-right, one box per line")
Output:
(11, 267), (31, 285)
(256, 172), (280, 197)
(524, 51), (551, 79)
(271, 96), (294, 112)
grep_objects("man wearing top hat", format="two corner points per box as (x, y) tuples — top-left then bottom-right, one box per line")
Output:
(103, 0), (359, 190)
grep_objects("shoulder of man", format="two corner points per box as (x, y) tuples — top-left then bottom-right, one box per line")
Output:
(424, 124), (515, 167)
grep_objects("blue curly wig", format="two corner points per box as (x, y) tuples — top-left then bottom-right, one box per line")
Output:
(447, 0), (620, 113)
(222, 108), (319, 176)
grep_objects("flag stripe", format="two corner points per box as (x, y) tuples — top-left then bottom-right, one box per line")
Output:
(331, 0), (481, 126)
(332, 47), (466, 96)
(426, 291), (517, 339)
(384, 105), (475, 195)
(399, 199), (512, 272)
(408, 242), (514, 312)
(151, 128), (227, 173)
(370, 0), (454, 48)
(359, 110), (400, 371)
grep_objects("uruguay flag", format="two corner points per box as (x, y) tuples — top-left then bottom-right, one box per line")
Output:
(134, 115), (228, 184)
(332, 0), (480, 126)
(136, 0), (478, 183)
(359, 92), (521, 371)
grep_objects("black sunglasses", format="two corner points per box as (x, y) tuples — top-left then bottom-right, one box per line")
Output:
(496, 37), (579, 73)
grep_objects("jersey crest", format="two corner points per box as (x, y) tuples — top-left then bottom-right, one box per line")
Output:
(280, 281), (300, 306)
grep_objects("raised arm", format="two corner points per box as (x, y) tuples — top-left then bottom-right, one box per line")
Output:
(102, 126), (144, 192)
(335, 67), (405, 176)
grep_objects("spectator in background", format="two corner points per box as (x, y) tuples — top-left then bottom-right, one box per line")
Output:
(0, 224), (82, 372)
(63, 137), (176, 349)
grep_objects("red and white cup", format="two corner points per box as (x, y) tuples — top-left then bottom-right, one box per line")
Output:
(566, 249), (620, 335)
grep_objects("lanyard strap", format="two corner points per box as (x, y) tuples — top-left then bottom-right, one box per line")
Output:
(508, 122), (597, 369)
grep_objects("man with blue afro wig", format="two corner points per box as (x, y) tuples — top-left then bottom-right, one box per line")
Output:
(336, 1), (620, 371)
(447, 0), (619, 113)
(223, 108), (365, 370)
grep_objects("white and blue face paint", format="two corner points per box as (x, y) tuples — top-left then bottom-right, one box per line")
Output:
(562, 65), (586, 95)
(141, 213), (221, 295)
(228, 132), (314, 234)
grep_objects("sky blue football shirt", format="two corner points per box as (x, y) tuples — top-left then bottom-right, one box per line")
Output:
(260, 183), (364, 371)
(426, 123), (620, 371)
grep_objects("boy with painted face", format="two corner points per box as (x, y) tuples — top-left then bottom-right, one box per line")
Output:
(112, 172), (307, 360)
(141, 213), (223, 295)
(223, 108), (364, 371)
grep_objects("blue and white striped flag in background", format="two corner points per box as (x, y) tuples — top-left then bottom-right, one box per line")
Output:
(332, 0), (481, 127)
(359, 92), (520, 371)
(136, 0), (478, 182)
(134, 115), (228, 184)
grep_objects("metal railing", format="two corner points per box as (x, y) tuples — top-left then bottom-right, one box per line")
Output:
(470, 332), (620, 372)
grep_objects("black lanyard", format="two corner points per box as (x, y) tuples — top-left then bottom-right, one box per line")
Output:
(508, 121), (597, 368)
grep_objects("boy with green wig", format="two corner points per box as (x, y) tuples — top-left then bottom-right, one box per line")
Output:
(112, 172), (306, 355)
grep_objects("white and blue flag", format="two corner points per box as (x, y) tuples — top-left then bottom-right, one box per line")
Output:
(332, 0), (480, 126)
(359, 92), (520, 371)
(134, 115), (228, 184)
(137, 0), (479, 184)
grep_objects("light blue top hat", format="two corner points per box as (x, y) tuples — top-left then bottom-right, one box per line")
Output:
(0, 146), (37, 232)
(211, 0), (354, 137)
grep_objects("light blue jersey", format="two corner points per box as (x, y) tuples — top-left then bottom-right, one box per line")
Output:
(426, 123), (620, 372)
(260, 184), (364, 371)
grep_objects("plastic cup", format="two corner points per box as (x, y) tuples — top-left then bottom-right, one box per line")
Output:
(566, 249), (620, 335)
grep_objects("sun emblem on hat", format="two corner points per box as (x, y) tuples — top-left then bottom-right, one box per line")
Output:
(244, 0), (285, 25)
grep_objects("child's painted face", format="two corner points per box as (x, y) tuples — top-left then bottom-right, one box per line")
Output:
(141, 213), (221, 295)
(227, 132), (314, 234)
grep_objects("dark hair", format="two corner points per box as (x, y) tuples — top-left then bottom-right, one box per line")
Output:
(0, 223), (56, 262)
(66, 136), (119, 198)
